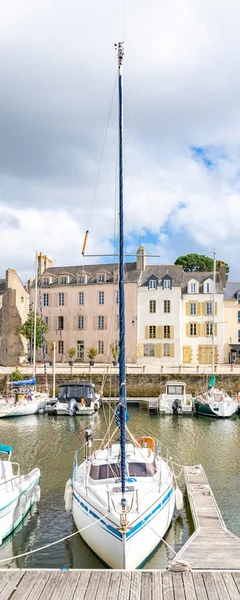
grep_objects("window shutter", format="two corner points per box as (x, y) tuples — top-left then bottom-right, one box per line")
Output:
(47, 317), (52, 331)
(197, 323), (201, 337)
(215, 302), (217, 315)
(54, 294), (57, 307)
(186, 323), (190, 336)
(170, 326), (174, 339)
(136, 344), (143, 358)
(65, 292), (68, 307)
(48, 294), (52, 307)
(53, 316), (57, 331)
(73, 316), (77, 330)
(145, 326), (149, 339)
(156, 326), (161, 339)
(170, 344), (175, 357)
(93, 316), (98, 330)
(215, 323), (217, 336)
(159, 325), (163, 339)
(186, 302), (190, 316)
(196, 302), (201, 316)
(201, 302), (205, 316)
(155, 343), (163, 358)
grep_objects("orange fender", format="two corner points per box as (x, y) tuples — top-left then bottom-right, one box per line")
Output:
(137, 437), (155, 452)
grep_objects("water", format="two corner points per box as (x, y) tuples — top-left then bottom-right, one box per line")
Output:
(0, 407), (240, 569)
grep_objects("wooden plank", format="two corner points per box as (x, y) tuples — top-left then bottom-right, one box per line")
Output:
(83, 572), (101, 600)
(118, 572), (131, 600)
(152, 572), (162, 600)
(221, 573), (240, 599)
(95, 572), (111, 600)
(182, 572), (197, 600)
(211, 573), (231, 600)
(2, 571), (38, 600)
(26, 571), (51, 600)
(0, 572), (22, 596)
(107, 572), (121, 600)
(201, 573), (220, 600)
(0, 571), (24, 600)
(162, 572), (174, 600)
(57, 572), (81, 600)
(129, 572), (141, 600)
(38, 572), (62, 600)
(172, 573), (185, 600)
(73, 571), (91, 600)
(141, 573), (152, 600)
(192, 573), (208, 600)
(46, 571), (70, 600)
(233, 573), (240, 594)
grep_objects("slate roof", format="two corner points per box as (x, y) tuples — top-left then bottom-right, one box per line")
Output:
(139, 265), (183, 287)
(0, 279), (5, 296)
(36, 262), (141, 286)
(224, 282), (240, 300)
(181, 271), (224, 294)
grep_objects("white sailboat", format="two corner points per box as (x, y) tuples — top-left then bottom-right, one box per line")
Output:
(64, 44), (180, 569)
(194, 252), (238, 418)
(0, 444), (40, 544)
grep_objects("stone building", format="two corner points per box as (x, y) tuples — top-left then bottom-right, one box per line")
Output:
(223, 282), (240, 363)
(0, 269), (29, 366)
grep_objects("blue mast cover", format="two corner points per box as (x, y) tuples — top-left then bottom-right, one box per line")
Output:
(11, 377), (36, 386)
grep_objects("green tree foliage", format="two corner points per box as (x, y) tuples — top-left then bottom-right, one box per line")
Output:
(19, 311), (48, 349)
(175, 253), (229, 276)
(11, 368), (24, 382)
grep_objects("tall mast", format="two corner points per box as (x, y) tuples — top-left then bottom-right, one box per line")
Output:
(33, 252), (38, 380)
(212, 250), (216, 376)
(117, 41), (126, 510)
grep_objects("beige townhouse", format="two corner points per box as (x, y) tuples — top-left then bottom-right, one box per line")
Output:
(224, 282), (240, 363)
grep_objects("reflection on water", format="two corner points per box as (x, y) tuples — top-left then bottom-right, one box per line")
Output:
(0, 408), (239, 569)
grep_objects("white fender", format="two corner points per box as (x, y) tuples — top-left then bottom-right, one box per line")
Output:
(34, 485), (41, 503)
(64, 479), (73, 512)
(175, 487), (183, 511)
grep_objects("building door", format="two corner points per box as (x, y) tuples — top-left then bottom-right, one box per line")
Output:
(198, 345), (218, 364)
(183, 346), (192, 363)
(77, 341), (84, 361)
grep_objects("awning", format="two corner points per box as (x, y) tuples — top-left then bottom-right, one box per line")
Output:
(229, 344), (240, 350)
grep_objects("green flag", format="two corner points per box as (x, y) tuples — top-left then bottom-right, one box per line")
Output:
(208, 375), (216, 389)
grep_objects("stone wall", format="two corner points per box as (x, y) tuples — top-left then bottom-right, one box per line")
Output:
(0, 269), (29, 366)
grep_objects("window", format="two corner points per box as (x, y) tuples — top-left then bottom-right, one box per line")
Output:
(206, 283), (210, 293)
(190, 302), (196, 316)
(98, 274), (105, 283)
(149, 279), (157, 289)
(190, 323), (197, 336)
(149, 300), (156, 313)
(78, 276), (85, 284)
(43, 293), (49, 307)
(45, 316), (48, 325)
(238, 292), (240, 305)
(98, 341), (104, 354)
(58, 293), (64, 306)
(167, 385), (184, 395)
(238, 311), (240, 324)
(78, 316), (84, 329)
(206, 323), (213, 336)
(60, 276), (67, 285)
(206, 302), (213, 315)
(58, 316), (64, 330)
(98, 316), (105, 330)
(164, 325), (170, 339)
(144, 344), (155, 357)
(98, 291), (104, 305)
(163, 343), (170, 357)
(238, 331), (240, 343)
(163, 279), (171, 289)
(190, 283), (196, 293)
(116, 291), (119, 304)
(164, 300), (170, 313)
(149, 326), (156, 339)
(42, 278), (49, 286)
(79, 292), (84, 305)
(58, 340), (64, 354)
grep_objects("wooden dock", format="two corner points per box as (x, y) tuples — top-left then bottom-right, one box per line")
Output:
(1, 569), (240, 599)
(170, 465), (240, 570)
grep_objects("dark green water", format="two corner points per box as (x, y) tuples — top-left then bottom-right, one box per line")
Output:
(0, 407), (239, 569)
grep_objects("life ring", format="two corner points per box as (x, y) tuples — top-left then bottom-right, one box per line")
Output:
(137, 437), (155, 452)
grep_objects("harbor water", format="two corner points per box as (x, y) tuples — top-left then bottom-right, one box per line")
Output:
(0, 406), (239, 569)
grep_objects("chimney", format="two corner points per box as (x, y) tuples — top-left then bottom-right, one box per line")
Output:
(218, 263), (226, 289)
(38, 252), (52, 275)
(136, 246), (146, 271)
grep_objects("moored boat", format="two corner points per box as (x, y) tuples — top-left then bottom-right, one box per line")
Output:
(0, 378), (47, 418)
(194, 387), (238, 418)
(50, 382), (100, 416)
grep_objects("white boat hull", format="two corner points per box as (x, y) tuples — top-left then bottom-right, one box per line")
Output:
(0, 468), (40, 543)
(72, 485), (174, 569)
(0, 398), (47, 418)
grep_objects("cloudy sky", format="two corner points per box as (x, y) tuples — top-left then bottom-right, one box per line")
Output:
(1, 0), (240, 282)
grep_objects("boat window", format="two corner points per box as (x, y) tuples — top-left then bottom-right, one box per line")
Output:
(90, 463), (120, 480)
(128, 461), (157, 477)
(167, 385), (184, 395)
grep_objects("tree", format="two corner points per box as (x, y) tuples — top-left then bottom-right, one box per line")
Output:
(175, 253), (229, 276)
(19, 311), (48, 350)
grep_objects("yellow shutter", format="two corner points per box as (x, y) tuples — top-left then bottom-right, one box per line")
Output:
(159, 325), (163, 339)
(145, 326), (149, 339)
(170, 326), (174, 339)
(156, 326), (161, 339)
(186, 302), (190, 316)
(201, 302), (205, 316)
(214, 345), (218, 363)
(215, 323), (217, 336)
(186, 323), (190, 336)
(170, 344), (175, 357)
(196, 302), (201, 316)
(136, 344), (143, 358)
(197, 323), (201, 337)
(215, 302), (218, 315)
(155, 343), (163, 358)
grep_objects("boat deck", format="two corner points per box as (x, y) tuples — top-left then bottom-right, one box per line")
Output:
(170, 465), (240, 570)
(1, 570), (240, 599)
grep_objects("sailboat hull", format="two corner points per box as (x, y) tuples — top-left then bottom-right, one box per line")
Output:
(195, 399), (238, 418)
(72, 485), (174, 569)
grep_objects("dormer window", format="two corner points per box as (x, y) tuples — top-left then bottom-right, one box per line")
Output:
(188, 279), (199, 294)
(203, 279), (213, 294)
(60, 276), (68, 285)
(162, 276), (172, 290)
(237, 291), (240, 305)
(42, 278), (49, 286)
(79, 276), (85, 284)
(149, 279), (157, 289)
(98, 273), (105, 283)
